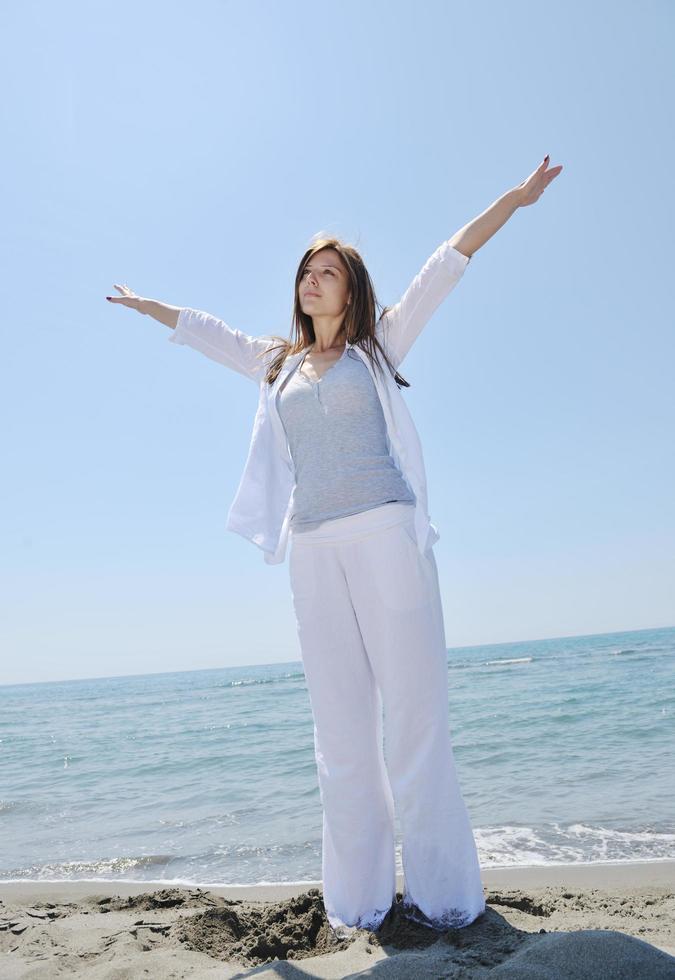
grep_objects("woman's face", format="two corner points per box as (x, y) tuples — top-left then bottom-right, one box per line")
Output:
(298, 248), (351, 318)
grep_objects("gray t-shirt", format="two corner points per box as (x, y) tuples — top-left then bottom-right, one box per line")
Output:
(277, 347), (415, 529)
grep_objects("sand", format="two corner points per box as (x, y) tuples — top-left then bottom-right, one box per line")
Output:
(1, 861), (674, 978)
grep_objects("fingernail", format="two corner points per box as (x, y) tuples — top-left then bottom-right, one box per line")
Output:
(106, 296), (112, 300)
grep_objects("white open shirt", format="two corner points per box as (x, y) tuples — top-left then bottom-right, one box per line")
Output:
(168, 240), (470, 564)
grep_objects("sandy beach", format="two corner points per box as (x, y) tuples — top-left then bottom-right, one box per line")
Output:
(1, 861), (673, 978)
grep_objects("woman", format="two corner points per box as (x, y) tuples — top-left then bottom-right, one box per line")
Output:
(107, 156), (562, 935)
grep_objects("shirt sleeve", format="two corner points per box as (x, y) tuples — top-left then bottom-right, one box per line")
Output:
(168, 308), (277, 383)
(380, 242), (471, 369)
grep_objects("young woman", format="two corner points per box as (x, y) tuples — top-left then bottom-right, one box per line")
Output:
(107, 156), (562, 935)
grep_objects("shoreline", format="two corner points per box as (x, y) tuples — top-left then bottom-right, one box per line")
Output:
(2, 857), (674, 902)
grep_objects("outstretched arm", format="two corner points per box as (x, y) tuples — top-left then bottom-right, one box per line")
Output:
(167, 307), (275, 383)
(106, 285), (274, 383)
(449, 155), (563, 258)
(380, 155), (563, 367)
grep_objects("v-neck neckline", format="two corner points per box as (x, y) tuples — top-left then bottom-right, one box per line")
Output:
(299, 345), (347, 384)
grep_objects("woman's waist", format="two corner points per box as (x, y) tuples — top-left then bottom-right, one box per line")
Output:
(289, 500), (415, 545)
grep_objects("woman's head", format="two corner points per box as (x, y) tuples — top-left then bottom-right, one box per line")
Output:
(297, 245), (352, 326)
(262, 234), (410, 388)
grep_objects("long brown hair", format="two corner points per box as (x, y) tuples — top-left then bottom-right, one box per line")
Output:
(259, 235), (410, 389)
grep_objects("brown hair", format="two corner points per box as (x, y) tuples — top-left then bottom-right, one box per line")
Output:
(259, 235), (410, 389)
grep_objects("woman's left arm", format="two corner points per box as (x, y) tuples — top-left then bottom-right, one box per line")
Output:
(448, 155), (564, 258)
(379, 156), (563, 367)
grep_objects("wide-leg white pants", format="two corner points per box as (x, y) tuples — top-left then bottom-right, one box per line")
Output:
(288, 501), (486, 933)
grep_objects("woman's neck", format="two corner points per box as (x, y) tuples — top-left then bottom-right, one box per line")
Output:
(309, 337), (346, 353)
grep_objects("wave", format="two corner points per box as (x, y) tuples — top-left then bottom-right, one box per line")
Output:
(485, 657), (533, 667)
(215, 671), (306, 689)
(476, 821), (675, 867)
(0, 854), (174, 881)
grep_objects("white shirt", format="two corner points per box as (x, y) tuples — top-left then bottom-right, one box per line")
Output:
(168, 240), (471, 564)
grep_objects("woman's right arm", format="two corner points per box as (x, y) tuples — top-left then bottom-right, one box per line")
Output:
(105, 284), (275, 383)
(139, 298), (180, 329)
(106, 285), (179, 327)
(106, 282), (181, 330)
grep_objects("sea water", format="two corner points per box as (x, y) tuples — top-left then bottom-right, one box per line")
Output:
(1, 625), (673, 885)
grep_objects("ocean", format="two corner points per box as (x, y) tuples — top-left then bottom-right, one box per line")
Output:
(1, 625), (673, 886)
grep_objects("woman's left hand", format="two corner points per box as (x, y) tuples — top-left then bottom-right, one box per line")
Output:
(517, 155), (563, 207)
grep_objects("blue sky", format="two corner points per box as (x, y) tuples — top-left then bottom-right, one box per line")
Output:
(2, 0), (673, 685)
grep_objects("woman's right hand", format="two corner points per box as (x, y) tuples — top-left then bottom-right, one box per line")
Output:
(105, 284), (146, 313)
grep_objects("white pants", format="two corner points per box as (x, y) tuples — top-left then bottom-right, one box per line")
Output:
(288, 501), (486, 933)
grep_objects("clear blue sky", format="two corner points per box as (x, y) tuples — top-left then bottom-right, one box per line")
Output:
(2, 1), (673, 685)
